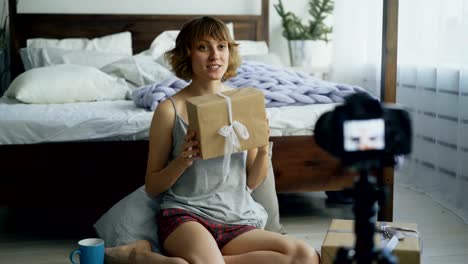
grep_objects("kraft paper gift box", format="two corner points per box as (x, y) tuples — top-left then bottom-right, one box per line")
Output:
(321, 219), (421, 264)
(186, 87), (268, 160)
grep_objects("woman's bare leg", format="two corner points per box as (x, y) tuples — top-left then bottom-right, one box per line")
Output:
(104, 228), (320, 264)
(105, 240), (188, 264)
(221, 229), (320, 264)
(163, 221), (225, 264)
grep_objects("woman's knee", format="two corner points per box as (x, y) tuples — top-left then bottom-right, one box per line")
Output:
(290, 240), (320, 264)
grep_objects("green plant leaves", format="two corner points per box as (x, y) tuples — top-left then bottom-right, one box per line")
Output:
(274, 0), (334, 41)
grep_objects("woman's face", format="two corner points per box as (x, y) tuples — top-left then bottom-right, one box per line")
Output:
(190, 37), (229, 82)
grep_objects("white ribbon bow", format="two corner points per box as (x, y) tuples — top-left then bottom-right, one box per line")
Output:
(378, 223), (422, 253)
(216, 92), (250, 179)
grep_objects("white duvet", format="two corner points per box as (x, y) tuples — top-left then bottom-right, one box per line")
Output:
(0, 98), (153, 144)
(0, 97), (337, 145)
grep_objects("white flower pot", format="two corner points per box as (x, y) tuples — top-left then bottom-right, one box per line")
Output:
(289, 40), (332, 69)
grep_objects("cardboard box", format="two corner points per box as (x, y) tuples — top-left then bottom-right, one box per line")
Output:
(321, 219), (420, 264)
(186, 88), (268, 160)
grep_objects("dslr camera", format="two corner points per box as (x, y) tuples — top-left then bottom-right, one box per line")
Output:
(315, 92), (412, 168)
(315, 92), (412, 264)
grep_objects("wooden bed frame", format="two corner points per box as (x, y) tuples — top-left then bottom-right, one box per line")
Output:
(1, 0), (399, 236)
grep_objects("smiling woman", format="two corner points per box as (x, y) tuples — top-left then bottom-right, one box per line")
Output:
(110, 16), (321, 264)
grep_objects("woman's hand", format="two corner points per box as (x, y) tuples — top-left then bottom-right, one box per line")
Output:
(246, 117), (270, 189)
(177, 128), (200, 167)
(258, 117), (270, 154)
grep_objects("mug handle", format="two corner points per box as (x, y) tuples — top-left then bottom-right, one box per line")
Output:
(69, 249), (81, 264)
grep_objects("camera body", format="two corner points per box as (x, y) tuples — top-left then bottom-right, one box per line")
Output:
(315, 93), (412, 167)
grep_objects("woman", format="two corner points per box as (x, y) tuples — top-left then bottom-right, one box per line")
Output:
(106, 16), (320, 264)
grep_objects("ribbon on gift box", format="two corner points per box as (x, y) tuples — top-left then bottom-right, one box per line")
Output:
(377, 223), (422, 254)
(216, 92), (250, 179)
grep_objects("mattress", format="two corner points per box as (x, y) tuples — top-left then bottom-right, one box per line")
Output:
(0, 97), (337, 145)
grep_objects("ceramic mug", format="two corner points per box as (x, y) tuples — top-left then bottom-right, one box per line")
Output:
(69, 238), (105, 264)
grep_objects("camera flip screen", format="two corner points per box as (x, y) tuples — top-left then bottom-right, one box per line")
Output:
(343, 118), (385, 152)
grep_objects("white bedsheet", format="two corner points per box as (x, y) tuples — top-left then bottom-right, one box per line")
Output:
(267, 103), (337, 136)
(0, 97), (337, 145)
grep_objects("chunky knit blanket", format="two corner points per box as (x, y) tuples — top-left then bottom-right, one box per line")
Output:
(132, 61), (369, 111)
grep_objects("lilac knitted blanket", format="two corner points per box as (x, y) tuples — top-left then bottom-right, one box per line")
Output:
(132, 61), (368, 111)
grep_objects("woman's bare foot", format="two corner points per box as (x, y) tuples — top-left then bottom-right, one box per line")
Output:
(105, 240), (151, 264)
(105, 240), (188, 264)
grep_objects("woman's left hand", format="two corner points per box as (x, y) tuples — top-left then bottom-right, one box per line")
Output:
(258, 117), (270, 153)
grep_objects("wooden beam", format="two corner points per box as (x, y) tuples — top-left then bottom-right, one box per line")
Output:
(381, 0), (399, 103)
(261, 0), (270, 45)
(379, 0), (399, 222)
(8, 0), (19, 81)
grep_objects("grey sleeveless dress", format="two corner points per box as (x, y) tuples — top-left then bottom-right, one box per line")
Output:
(158, 98), (267, 229)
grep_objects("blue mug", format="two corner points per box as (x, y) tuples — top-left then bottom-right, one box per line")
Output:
(69, 238), (105, 264)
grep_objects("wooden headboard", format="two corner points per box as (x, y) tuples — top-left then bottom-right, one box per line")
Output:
(8, 0), (269, 79)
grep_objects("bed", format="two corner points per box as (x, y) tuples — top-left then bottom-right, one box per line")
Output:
(1, 0), (399, 236)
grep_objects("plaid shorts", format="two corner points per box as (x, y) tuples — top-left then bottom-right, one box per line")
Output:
(157, 208), (256, 250)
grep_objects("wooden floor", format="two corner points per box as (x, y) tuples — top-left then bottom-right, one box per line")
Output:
(1, 183), (467, 263)
(278, 184), (468, 264)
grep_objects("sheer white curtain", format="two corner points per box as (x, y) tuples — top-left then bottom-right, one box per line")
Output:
(329, 0), (382, 96)
(332, 0), (468, 223)
(396, 0), (468, 223)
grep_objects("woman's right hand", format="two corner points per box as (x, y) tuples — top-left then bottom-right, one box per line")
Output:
(178, 128), (200, 167)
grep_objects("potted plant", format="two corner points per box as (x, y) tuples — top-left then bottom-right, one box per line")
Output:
(274, 0), (334, 69)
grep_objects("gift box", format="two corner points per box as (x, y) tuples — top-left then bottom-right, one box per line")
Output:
(321, 219), (421, 264)
(186, 87), (268, 160)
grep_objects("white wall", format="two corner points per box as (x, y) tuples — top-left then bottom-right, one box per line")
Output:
(17, 0), (311, 65)
(18, 0), (261, 15)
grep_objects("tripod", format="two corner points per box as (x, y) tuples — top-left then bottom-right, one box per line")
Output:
(333, 166), (398, 264)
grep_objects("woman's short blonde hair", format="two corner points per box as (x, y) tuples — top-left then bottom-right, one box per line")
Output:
(165, 16), (241, 81)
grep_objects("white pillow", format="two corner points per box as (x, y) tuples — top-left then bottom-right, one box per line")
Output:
(225, 22), (235, 39)
(5, 64), (129, 104)
(237, 40), (269, 56)
(27, 31), (132, 56)
(94, 186), (162, 253)
(250, 142), (286, 233)
(19, 48), (33, 70)
(22, 47), (129, 70)
(147, 30), (180, 64)
(101, 55), (174, 88)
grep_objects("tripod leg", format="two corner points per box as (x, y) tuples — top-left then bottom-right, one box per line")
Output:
(334, 247), (354, 264)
